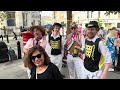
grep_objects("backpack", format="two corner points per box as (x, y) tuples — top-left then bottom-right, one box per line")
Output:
(8, 47), (18, 60)
(0, 41), (9, 63)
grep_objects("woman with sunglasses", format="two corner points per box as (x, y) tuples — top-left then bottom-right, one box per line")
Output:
(23, 25), (47, 79)
(28, 45), (63, 79)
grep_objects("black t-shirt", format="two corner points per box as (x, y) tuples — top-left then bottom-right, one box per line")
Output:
(30, 62), (63, 79)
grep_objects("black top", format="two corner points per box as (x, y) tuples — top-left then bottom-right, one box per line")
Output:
(30, 62), (63, 79)
(84, 38), (101, 72)
(49, 35), (62, 55)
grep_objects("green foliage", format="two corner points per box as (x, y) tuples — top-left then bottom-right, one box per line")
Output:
(104, 11), (120, 16)
(97, 16), (102, 27)
(86, 11), (120, 16)
(0, 11), (6, 25)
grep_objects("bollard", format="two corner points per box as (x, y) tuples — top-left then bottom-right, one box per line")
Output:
(0, 35), (3, 41)
(17, 41), (22, 59)
(1, 35), (3, 41)
(6, 35), (9, 43)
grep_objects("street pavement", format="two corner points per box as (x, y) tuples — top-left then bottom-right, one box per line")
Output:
(0, 59), (120, 79)
(0, 59), (69, 79)
(0, 36), (120, 79)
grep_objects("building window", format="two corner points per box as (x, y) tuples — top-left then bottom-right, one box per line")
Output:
(118, 13), (120, 18)
(117, 23), (120, 28)
(7, 12), (15, 18)
(6, 11), (16, 26)
(7, 19), (16, 26)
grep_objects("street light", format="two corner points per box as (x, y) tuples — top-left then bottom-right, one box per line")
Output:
(54, 11), (56, 23)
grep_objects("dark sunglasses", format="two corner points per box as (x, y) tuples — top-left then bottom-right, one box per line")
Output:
(31, 54), (43, 60)
(71, 27), (77, 30)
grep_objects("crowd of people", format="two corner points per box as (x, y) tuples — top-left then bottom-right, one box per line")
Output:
(22, 21), (120, 79)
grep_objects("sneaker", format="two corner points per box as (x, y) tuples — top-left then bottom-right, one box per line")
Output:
(108, 68), (114, 71)
(114, 66), (120, 71)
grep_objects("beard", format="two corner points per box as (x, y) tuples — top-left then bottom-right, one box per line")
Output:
(87, 33), (95, 39)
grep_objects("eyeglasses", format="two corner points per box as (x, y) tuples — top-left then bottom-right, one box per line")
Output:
(71, 27), (78, 30)
(31, 54), (43, 60)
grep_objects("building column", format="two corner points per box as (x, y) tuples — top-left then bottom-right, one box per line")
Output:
(27, 12), (32, 27)
(15, 11), (23, 28)
(82, 23), (85, 29)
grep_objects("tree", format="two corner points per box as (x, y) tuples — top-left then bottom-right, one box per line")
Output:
(67, 11), (72, 34)
(0, 11), (7, 26)
(89, 11), (120, 16)
(97, 16), (102, 27)
(97, 11), (102, 27)
(105, 11), (120, 16)
(66, 11), (120, 35)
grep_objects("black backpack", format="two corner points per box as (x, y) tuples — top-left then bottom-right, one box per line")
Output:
(0, 41), (9, 63)
(8, 47), (18, 60)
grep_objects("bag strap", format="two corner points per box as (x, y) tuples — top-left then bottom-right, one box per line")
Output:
(30, 67), (36, 79)
(108, 37), (117, 52)
(48, 34), (51, 43)
(108, 37), (114, 45)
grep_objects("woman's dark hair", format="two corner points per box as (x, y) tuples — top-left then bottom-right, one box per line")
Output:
(28, 45), (50, 67)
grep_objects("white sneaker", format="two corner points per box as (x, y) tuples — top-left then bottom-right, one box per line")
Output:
(108, 68), (114, 71)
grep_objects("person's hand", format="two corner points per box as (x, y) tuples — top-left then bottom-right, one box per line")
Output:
(64, 51), (68, 58)
(66, 38), (72, 45)
(74, 37), (82, 46)
(40, 40), (47, 49)
(78, 52), (83, 59)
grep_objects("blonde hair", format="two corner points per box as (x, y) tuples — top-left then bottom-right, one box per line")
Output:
(107, 30), (116, 38)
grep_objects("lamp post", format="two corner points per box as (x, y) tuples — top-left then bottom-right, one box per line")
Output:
(54, 11), (56, 23)
(87, 11), (89, 22)
(67, 11), (72, 35)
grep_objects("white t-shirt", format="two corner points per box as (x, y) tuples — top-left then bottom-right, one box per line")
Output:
(24, 37), (47, 50)
(98, 29), (104, 38)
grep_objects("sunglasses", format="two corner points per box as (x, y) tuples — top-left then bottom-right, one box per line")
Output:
(71, 27), (78, 30)
(31, 54), (43, 60)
